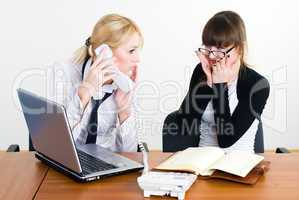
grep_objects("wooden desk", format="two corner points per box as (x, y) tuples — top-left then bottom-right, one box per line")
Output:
(34, 152), (169, 200)
(0, 152), (48, 200)
(1, 152), (298, 200)
(34, 152), (299, 200)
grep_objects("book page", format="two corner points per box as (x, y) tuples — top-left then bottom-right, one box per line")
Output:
(209, 150), (264, 177)
(155, 147), (225, 176)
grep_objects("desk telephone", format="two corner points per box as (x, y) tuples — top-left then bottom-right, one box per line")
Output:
(137, 143), (197, 200)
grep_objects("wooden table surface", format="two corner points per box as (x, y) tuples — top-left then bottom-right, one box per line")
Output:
(1, 151), (299, 200)
(34, 152), (299, 200)
(0, 152), (48, 200)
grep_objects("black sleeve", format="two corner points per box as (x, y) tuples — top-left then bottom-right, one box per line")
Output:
(163, 63), (213, 149)
(179, 63), (213, 116)
(174, 63), (213, 146)
(212, 78), (270, 148)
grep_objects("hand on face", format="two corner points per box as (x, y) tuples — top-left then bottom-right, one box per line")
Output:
(198, 52), (213, 87)
(130, 65), (138, 82)
(197, 47), (240, 85)
(211, 53), (240, 84)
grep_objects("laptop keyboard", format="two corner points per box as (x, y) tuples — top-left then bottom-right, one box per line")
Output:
(77, 150), (117, 175)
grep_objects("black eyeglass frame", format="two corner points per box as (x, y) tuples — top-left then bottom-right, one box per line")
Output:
(197, 46), (235, 59)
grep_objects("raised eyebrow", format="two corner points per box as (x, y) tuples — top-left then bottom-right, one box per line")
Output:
(130, 45), (139, 49)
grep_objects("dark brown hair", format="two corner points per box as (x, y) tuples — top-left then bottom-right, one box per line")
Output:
(202, 11), (247, 66)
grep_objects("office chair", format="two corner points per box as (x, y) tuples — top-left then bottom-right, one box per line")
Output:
(6, 136), (34, 152)
(162, 110), (289, 153)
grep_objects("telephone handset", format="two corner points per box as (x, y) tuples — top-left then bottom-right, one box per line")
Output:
(93, 44), (134, 93)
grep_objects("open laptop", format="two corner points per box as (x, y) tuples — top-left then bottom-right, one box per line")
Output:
(17, 88), (143, 182)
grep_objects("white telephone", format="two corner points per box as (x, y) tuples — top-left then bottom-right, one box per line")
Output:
(137, 171), (197, 200)
(137, 143), (197, 200)
(83, 44), (134, 99)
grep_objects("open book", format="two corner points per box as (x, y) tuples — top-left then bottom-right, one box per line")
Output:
(155, 147), (264, 178)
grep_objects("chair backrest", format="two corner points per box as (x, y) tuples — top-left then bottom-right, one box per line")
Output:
(162, 111), (264, 153)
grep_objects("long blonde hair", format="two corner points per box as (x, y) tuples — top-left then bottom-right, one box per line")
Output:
(73, 14), (143, 64)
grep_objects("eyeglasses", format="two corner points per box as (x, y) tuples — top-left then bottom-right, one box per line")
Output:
(196, 46), (235, 59)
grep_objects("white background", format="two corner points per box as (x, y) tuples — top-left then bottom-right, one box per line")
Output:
(0, 0), (298, 150)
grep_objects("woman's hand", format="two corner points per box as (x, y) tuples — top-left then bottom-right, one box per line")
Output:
(78, 48), (116, 109)
(197, 52), (213, 87)
(115, 65), (138, 124)
(212, 56), (240, 84)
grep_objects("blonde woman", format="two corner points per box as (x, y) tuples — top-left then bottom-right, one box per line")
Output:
(54, 14), (143, 152)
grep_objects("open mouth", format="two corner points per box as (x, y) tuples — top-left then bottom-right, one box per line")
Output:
(208, 58), (223, 66)
(208, 59), (217, 66)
